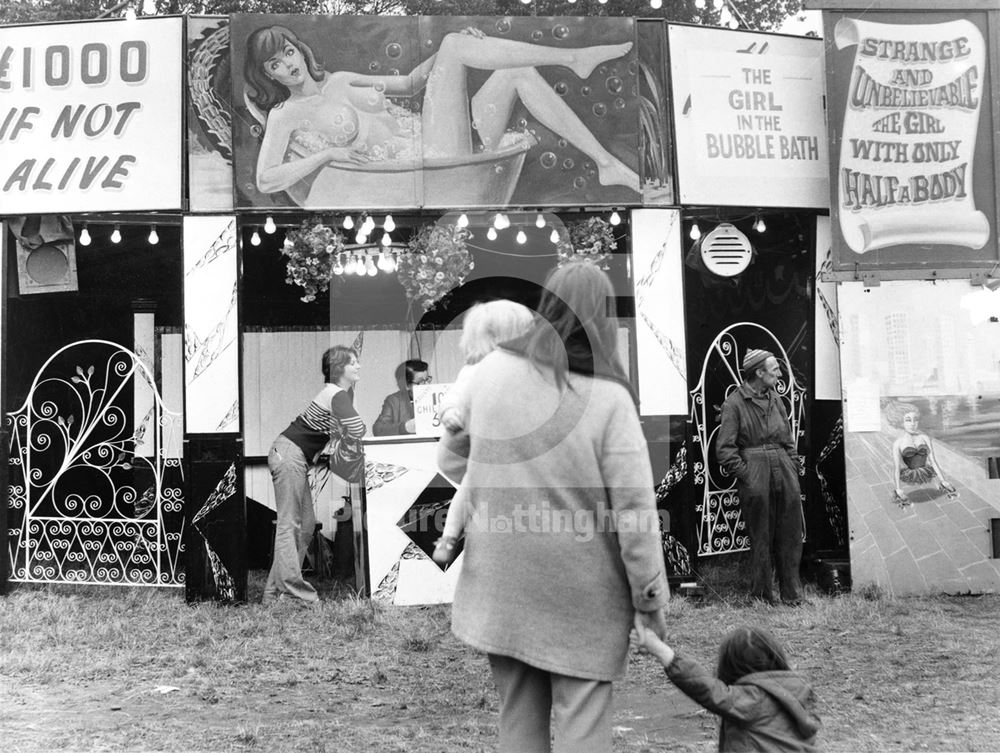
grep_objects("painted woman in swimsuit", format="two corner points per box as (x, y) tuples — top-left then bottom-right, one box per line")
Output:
(889, 403), (956, 506)
(243, 25), (639, 198)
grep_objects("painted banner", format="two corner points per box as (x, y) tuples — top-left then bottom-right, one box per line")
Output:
(838, 280), (1000, 594)
(187, 17), (234, 212)
(230, 14), (640, 211)
(668, 25), (828, 208)
(0, 18), (183, 214)
(636, 20), (674, 206)
(824, 12), (998, 272)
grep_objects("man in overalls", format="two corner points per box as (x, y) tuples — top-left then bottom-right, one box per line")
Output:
(716, 348), (804, 606)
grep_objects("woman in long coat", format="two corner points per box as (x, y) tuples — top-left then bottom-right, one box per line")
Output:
(438, 261), (669, 752)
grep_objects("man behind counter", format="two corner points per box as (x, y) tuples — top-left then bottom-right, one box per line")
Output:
(373, 359), (431, 436)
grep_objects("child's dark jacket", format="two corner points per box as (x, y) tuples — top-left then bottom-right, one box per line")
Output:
(666, 653), (821, 752)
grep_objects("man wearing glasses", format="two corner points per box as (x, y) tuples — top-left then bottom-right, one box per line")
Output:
(373, 359), (431, 436)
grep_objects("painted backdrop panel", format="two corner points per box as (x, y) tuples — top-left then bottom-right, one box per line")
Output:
(0, 18), (183, 214)
(632, 208), (687, 416)
(814, 216), (841, 400)
(230, 15), (640, 211)
(838, 281), (1000, 595)
(187, 17), (234, 212)
(668, 25), (828, 209)
(823, 12), (998, 272)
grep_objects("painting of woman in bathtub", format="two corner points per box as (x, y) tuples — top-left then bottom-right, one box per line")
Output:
(886, 401), (958, 507)
(230, 15), (641, 210)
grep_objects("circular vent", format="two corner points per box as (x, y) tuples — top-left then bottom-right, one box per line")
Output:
(700, 223), (753, 277)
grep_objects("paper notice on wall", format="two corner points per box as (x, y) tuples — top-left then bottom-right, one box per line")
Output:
(844, 377), (882, 432)
(412, 383), (452, 437)
(834, 18), (990, 254)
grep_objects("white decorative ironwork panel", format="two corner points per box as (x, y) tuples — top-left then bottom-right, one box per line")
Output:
(7, 340), (185, 586)
(689, 323), (806, 556)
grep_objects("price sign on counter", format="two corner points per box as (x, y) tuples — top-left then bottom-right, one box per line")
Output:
(412, 383), (453, 437)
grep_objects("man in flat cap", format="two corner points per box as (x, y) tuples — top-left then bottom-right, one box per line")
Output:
(716, 348), (804, 605)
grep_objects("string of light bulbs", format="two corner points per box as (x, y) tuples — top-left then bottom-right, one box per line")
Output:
(688, 210), (769, 240)
(76, 223), (163, 246)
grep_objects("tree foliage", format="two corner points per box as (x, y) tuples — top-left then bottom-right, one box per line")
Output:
(2, 0), (802, 33)
(401, 1), (802, 32)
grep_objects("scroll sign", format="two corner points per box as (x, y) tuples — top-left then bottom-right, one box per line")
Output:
(835, 18), (990, 254)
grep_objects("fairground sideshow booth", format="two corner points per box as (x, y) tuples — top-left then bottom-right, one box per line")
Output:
(1, 9), (995, 604)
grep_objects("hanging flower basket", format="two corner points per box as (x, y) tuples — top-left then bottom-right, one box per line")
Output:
(556, 217), (617, 270)
(396, 223), (473, 312)
(280, 216), (346, 303)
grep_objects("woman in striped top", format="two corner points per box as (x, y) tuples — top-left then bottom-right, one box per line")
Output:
(263, 345), (364, 605)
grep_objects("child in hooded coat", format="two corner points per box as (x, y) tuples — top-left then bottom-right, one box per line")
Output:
(632, 617), (821, 752)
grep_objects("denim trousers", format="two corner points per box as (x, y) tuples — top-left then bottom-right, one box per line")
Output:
(263, 435), (319, 603)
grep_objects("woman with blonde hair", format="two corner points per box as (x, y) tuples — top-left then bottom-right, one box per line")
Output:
(433, 299), (534, 565)
(437, 261), (669, 752)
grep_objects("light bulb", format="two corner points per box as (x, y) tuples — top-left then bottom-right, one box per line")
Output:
(457, 213), (469, 228)
(354, 256), (367, 276)
(520, 0), (531, 3)
(264, 216), (276, 234)
(535, 213), (546, 229)
(728, 18), (739, 28)
(344, 256), (357, 275)
(343, 215), (354, 230)
(598, 0), (608, 4)
(650, 0), (663, 8)
(377, 252), (391, 271)
(500, 213), (511, 229)
(695, 0), (705, 8)
(550, 228), (560, 244)
(713, 0), (724, 9)
(755, 217), (767, 233)
(516, 230), (527, 244)
(124, 6), (137, 21)
(111, 225), (122, 244)
(362, 215), (376, 232)
(383, 214), (395, 232)
(610, 210), (621, 226)
(388, 253), (398, 273)
(142, 0), (156, 14)
(333, 255), (344, 275)
(381, 231), (392, 247)
(689, 222), (701, 241)
(78, 225), (91, 246)
(148, 225), (159, 245)
(249, 230), (261, 246)
(366, 257), (377, 276)
(355, 231), (366, 245)
(493, 213), (504, 230)
(487, 227), (498, 241)
(720, 7), (731, 24)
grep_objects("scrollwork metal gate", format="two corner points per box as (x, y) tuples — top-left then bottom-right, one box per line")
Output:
(689, 323), (806, 557)
(7, 340), (185, 586)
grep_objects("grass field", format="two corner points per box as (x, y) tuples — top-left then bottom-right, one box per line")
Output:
(1, 568), (998, 753)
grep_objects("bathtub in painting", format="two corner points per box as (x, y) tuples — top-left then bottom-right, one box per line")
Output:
(288, 134), (537, 210)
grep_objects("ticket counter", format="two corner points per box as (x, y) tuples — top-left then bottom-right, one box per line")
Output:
(356, 435), (462, 605)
